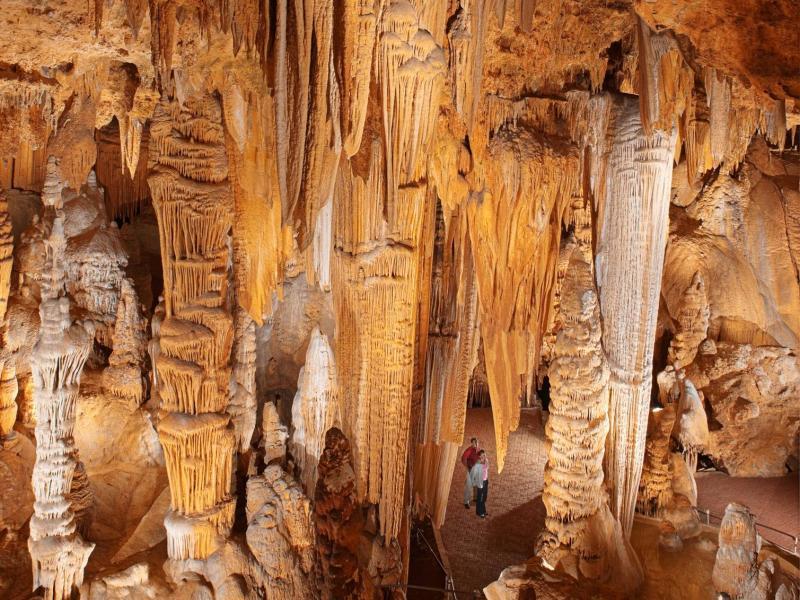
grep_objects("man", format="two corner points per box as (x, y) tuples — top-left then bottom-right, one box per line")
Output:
(461, 437), (479, 508)
(470, 450), (489, 518)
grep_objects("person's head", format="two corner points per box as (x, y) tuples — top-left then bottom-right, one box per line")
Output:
(470, 437), (478, 448)
(478, 450), (486, 463)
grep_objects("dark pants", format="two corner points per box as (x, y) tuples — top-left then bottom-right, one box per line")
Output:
(476, 480), (489, 516)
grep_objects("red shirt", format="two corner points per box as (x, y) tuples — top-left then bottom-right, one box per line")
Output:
(461, 446), (479, 470)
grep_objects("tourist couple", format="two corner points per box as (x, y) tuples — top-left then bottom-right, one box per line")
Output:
(461, 437), (489, 518)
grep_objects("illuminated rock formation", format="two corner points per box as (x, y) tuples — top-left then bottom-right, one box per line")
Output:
(148, 94), (237, 561)
(290, 327), (341, 494)
(246, 465), (316, 598)
(595, 94), (677, 535)
(0, 0), (797, 596)
(28, 198), (95, 600)
(537, 249), (641, 589)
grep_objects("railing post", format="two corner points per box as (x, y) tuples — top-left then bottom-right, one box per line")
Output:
(794, 536), (798, 556)
(705, 508), (710, 525)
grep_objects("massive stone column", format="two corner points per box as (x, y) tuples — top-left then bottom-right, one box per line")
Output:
(27, 173), (95, 600)
(594, 94), (677, 535)
(537, 248), (641, 589)
(148, 94), (237, 561)
(332, 0), (445, 543)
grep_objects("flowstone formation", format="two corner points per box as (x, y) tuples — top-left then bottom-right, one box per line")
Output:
(0, 1), (799, 598)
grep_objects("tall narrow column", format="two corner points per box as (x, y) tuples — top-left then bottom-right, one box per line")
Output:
(594, 95), (677, 535)
(148, 94), (237, 560)
(28, 173), (95, 600)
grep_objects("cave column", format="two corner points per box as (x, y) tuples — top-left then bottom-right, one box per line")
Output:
(147, 94), (237, 561)
(594, 94), (677, 536)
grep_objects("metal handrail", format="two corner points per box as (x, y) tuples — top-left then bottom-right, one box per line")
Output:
(410, 523), (467, 598)
(692, 507), (800, 557)
(382, 583), (484, 597)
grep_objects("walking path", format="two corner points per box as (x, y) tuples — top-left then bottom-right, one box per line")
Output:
(439, 408), (800, 595)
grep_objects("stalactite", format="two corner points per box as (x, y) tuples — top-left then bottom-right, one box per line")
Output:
(290, 327), (340, 495)
(229, 306), (257, 453)
(448, 0), (493, 134)
(339, 0), (380, 157)
(148, 93), (237, 561)
(95, 122), (151, 221)
(468, 125), (580, 471)
(27, 168), (95, 599)
(331, 0), (444, 542)
(594, 94), (677, 536)
(413, 199), (480, 527)
(537, 249), (641, 589)
(636, 17), (693, 135)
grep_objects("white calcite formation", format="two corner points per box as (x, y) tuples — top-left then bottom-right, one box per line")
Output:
(290, 327), (341, 495)
(537, 249), (641, 589)
(595, 95), (677, 536)
(28, 184), (95, 600)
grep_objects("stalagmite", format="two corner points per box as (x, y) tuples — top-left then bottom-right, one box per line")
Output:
(668, 272), (710, 369)
(537, 249), (641, 589)
(290, 327), (340, 494)
(28, 169), (95, 599)
(313, 427), (367, 599)
(148, 94), (237, 561)
(102, 278), (147, 406)
(246, 465), (316, 599)
(594, 94), (677, 535)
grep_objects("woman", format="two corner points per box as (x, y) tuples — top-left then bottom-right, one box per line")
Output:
(469, 450), (489, 518)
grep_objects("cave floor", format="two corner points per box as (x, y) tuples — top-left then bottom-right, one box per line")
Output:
(439, 408), (800, 597)
(440, 408), (548, 596)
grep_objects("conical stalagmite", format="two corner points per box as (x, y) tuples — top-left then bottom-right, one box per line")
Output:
(537, 249), (641, 589)
(28, 168), (95, 600)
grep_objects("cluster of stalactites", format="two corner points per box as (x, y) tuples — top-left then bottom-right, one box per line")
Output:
(28, 203), (95, 600)
(468, 124), (580, 471)
(148, 93), (237, 561)
(413, 200), (480, 527)
(330, 0), (446, 543)
(636, 17), (790, 184)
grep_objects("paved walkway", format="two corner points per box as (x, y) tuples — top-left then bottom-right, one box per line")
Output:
(438, 409), (800, 595)
(696, 470), (799, 549)
(440, 408), (548, 594)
